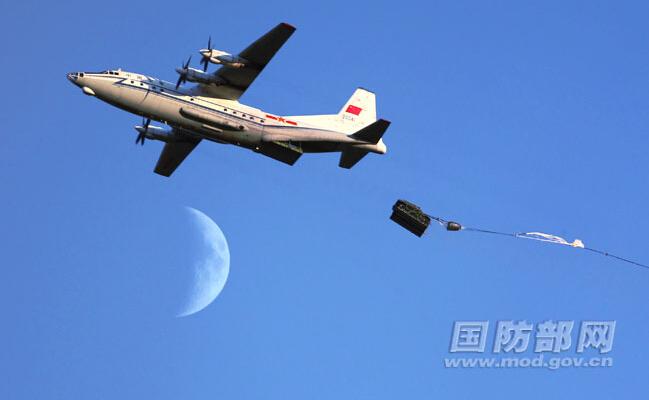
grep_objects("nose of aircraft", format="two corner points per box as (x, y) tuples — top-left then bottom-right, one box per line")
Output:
(67, 72), (96, 96)
(67, 72), (84, 85)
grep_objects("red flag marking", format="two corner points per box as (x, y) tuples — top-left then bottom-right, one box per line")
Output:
(346, 105), (362, 115)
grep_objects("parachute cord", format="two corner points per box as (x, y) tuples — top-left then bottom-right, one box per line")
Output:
(430, 216), (449, 227)
(425, 213), (648, 271)
(461, 224), (649, 271)
(583, 247), (649, 270)
(462, 227), (518, 238)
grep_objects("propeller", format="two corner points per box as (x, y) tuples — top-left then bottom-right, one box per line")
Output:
(136, 118), (151, 145)
(175, 56), (192, 89)
(201, 36), (212, 72)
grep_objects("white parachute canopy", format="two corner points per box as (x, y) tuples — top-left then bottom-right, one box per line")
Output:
(516, 232), (585, 248)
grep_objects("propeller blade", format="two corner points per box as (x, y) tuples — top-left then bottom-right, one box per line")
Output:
(201, 37), (212, 71)
(136, 118), (151, 145)
(176, 56), (192, 89)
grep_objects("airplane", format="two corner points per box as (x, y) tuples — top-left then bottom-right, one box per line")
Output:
(67, 23), (390, 177)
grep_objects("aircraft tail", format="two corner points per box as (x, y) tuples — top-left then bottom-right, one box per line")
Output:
(337, 87), (377, 130)
(285, 87), (377, 134)
(338, 119), (390, 169)
(339, 148), (368, 169)
(282, 87), (388, 169)
(349, 119), (390, 144)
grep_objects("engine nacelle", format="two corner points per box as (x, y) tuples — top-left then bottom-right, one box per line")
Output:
(175, 67), (226, 86)
(213, 54), (247, 68)
(134, 124), (174, 142)
(200, 48), (247, 68)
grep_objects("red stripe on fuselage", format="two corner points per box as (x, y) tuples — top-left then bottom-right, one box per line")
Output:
(265, 114), (298, 126)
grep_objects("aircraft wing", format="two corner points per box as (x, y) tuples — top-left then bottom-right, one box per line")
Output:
(154, 137), (201, 177)
(198, 23), (296, 100)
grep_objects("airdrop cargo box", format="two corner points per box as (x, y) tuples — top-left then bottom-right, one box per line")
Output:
(390, 199), (431, 237)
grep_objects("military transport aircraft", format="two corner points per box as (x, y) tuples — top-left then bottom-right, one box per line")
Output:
(67, 23), (390, 177)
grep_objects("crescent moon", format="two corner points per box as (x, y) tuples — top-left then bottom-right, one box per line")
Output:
(177, 207), (230, 317)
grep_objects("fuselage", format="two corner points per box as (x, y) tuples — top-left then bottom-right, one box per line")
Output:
(66, 69), (386, 155)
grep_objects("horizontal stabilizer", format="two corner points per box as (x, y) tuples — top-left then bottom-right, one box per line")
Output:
(339, 148), (368, 169)
(350, 119), (390, 144)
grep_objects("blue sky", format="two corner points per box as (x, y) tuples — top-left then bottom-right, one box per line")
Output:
(2, 0), (649, 398)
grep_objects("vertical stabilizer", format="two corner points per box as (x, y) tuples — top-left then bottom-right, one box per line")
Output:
(285, 87), (377, 133)
(337, 88), (377, 128)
